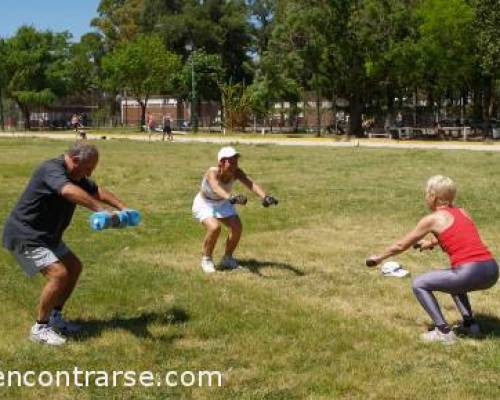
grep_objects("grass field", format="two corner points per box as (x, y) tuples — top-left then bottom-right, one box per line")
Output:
(1, 138), (500, 399)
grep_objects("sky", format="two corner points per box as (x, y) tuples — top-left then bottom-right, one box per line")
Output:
(0, 0), (101, 41)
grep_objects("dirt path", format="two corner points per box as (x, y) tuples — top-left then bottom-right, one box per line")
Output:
(2, 131), (500, 152)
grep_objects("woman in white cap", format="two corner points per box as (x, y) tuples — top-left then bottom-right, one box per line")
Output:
(366, 175), (498, 344)
(192, 146), (278, 273)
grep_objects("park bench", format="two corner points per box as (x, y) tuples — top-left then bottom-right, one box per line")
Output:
(368, 127), (392, 139)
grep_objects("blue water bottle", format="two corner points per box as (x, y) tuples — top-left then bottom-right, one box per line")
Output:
(90, 210), (140, 230)
(90, 211), (111, 231)
(112, 211), (129, 228)
(124, 209), (141, 226)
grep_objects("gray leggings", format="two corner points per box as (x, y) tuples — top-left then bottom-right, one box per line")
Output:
(412, 260), (499, 326)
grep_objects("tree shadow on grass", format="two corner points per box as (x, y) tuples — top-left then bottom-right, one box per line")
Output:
(72, 307), (189, 342)
(472, 313), (500, 339)
(235, 258), (305, 277)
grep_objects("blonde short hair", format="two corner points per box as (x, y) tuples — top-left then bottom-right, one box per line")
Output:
(425, 175), (456, 206)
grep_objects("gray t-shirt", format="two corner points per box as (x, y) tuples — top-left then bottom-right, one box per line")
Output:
(2, 156), (98, 249)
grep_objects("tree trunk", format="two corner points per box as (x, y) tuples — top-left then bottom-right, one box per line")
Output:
(460, 89), (466, 126)
(139, 99), (146, 131)
(384, 86), (395, 131)
(349, 92), (363, 136)
(332, 92), (337, 134)
(483, 75), (493, 135)
(413, 88), (418, 127)
(0, 88), (4, 131)
(472, 85), (483, 121)
(293, 102), (299, 133)
(19, 104), (30, 130)
(315, 90), (321, 137)
(176, 97), (184, 129)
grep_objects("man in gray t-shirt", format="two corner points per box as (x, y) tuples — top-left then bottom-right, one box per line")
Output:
(2, 142), (129, 345)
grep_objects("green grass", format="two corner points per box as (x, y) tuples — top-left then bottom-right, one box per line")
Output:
(1, 138), (500, 399)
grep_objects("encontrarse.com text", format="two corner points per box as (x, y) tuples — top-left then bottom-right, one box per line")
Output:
(0, 368), (223, 388)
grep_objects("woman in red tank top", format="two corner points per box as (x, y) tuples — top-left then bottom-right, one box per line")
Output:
(366, 175), (498, 344)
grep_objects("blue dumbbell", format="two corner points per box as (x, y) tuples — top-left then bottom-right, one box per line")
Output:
(90, 211), (111, 231)
(112, 211), (129, 228)
(90, 211), (128, 230)
(124, 209), (141, 226)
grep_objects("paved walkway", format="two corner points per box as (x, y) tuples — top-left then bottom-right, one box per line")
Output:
(2, 131), (500, 152)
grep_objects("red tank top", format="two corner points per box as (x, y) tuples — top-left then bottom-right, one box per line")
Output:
(437, 207), (492, 267)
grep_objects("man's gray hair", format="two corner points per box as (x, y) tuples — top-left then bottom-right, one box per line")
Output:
(66, 142), (99, 162)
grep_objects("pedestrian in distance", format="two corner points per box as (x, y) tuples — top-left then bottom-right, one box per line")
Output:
(162, 115), (173, 142)
(2, 142), (132, 346)
(147, 112), (155, 137)
(70, 114), (80, 132)
(366, 175), (498, 344)
(192, 146), (278, 273)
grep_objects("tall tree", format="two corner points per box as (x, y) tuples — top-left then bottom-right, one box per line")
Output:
(59, 33), (106, 106)
(142, 0), (253, 83)
(4, 26), (70, 129)
(265, 0), (477, 135)
(0, 39), (7, 130)
(181, 49), (224, 129)
(91, 0), (144, 49)
(263, 0), (334, 133)
(248, 0), (276, 58)
(102, 35), (182, 129)
(412, 0), (475, 108)
(352, 0), (419, 127)
(472, 0), (500, 122)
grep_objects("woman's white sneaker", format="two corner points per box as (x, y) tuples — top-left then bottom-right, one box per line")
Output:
(29, 324), (67, 346)
(200, 256), (216, 273)
(421, 328), (457, 344)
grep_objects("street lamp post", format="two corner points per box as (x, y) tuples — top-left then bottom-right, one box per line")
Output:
(116, 93), (123, 126)
(185, 42), (198, 132)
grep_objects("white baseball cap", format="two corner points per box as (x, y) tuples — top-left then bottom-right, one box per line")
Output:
(381, 261), (410, 278)
(217, 146), (239, 161)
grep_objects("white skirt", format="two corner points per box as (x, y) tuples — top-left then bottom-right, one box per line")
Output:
(192, 193), (237, 222)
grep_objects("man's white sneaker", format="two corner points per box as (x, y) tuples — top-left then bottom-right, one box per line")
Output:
(200, 256), (216, 273)
(421, 328), (457, 344)
(49, 310), (81, 334)
(220, 255), (240, 270)
(29, 324), (66, 346)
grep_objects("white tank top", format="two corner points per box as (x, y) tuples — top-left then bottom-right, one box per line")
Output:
(200, 167), (234, 201)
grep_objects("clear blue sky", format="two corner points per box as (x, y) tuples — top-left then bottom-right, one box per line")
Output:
(0, 0), (101, 41)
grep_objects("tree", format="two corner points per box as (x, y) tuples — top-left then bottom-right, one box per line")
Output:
(142, 0), (253, 84)
(91, 0), (144, 49)
(265, 0), (477, 135)
(0, 39), (7, 130)
(471, 0), (500, 122)
(246, 77), (273, 129)
(181, 50), (224, 129)
(4, 26), (70, 129)
(350, 0), (419, 128)
(182, 50), (223, 102)
(262, 0), (332, 134)
(65, 33), (106, 96)
(248, 0), (276, 58)
(413, 0), (474, 114)
(102, 35), (182, 129)
(221, 82), (252, 131)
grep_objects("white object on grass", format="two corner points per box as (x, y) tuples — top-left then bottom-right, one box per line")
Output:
(381, 261), (409, 278)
